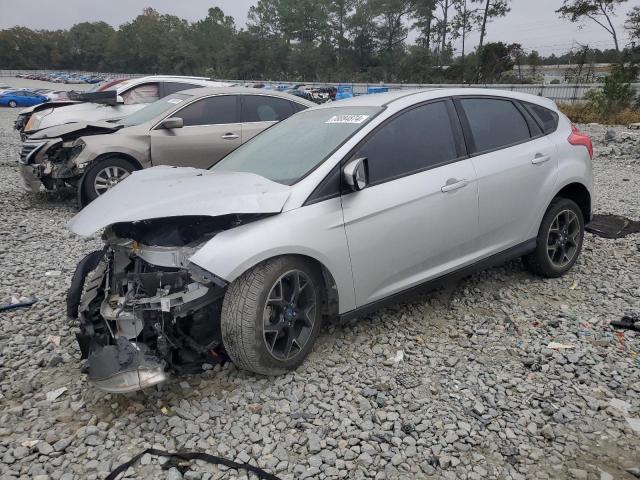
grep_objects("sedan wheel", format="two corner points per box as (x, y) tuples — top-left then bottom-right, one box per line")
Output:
(81, 157), (137, 207)
(93, 166), (130, 196)
(8, 100), (17, 108)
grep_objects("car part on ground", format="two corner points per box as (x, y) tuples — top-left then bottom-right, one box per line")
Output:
(610, 314), (640, 332)
(67, 88), (593, 392)
(18, 88), (314, 207)
(105, 448), (282, 480)
(585, 213), (640, 239)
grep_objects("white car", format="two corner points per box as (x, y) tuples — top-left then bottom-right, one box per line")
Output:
(15, 76), (233, 137)
(67, 88), (593, 393)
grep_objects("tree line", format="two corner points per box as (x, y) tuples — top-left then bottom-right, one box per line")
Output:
(0, 0), (638, 84)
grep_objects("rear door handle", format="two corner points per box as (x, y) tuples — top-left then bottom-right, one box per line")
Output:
(532, 153), (551, 164)
(221, 133), (239, 140)
(441, 179), (469, 193)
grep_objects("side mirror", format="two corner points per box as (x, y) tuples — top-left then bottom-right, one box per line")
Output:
(116, 95), (125, 104)
(343, 157), (369, 192)
(157, 117), (184, 130)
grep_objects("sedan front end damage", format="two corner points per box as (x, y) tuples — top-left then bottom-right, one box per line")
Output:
(68, 216), (245, 393)
(19, 122), (121, 193)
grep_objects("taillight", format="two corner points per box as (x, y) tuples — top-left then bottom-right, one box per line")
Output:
(568, 124), (593, 159)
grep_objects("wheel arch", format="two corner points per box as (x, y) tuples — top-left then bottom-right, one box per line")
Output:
(92, 152), (144, 171)
(234, 253), (341, 321)
(553, 182), (591, 222)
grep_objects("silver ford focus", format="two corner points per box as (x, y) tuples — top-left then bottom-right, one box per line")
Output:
(67, 88), (594, 393)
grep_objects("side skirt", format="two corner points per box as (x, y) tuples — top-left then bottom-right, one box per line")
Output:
(338, 239), (536, 323)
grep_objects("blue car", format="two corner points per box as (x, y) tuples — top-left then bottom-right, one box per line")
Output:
(0, 90), (48, 108)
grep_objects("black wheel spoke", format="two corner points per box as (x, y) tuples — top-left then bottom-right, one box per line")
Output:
(262, 269), (316, 361)
(546, 209), (581, 268)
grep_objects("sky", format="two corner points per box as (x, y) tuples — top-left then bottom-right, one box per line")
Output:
(0, 0), (635, 56)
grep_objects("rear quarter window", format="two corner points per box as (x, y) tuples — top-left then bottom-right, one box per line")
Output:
(523, 102), (559, 134)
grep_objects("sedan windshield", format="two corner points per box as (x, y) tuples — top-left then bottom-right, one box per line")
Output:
(211, 106), (382, 185)
(120, 93), (191, 127)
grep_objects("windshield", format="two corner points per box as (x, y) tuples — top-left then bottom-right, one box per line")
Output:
(120, 93), (191, 127)
(211, 106), (382, 185)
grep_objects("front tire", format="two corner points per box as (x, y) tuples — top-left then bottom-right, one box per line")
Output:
(81, 157), (136, 206)
(221, 257), (323, 375)
(524, 198), (584, 278)
(8, 100), (17, 108)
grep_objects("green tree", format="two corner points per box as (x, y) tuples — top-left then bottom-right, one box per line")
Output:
(477, 41), (514, 82)
(67, 22), (115, 71)
(556, 0), (628, 52)
(626, 6), (640, 43)
(477, 0), (510, 51)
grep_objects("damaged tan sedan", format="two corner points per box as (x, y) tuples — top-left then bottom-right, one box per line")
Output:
(19, 87), (313, 206)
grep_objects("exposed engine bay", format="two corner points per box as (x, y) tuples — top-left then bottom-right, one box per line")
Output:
(67, 214), (262, 393)
(19, 122), (122, 191)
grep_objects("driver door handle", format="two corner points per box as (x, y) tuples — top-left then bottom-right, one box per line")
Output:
(532, 153), (551, 164)
(221, 133), (239, 140)
(441, 178), (469, 193)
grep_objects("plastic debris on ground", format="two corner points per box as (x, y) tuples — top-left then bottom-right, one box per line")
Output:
(547, 341), (575, 350)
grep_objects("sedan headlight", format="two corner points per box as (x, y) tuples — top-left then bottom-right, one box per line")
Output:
(68, 139), (86, 160)
(25, 107), (54, 132)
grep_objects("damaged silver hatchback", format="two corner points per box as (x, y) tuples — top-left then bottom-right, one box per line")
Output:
(67, 89), (594, 393)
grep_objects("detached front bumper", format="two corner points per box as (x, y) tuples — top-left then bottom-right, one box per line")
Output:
(18, 164), (42, 193)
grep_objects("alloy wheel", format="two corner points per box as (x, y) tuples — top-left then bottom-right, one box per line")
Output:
(262, 269), (316, 361)
(546, 209), (581, 268)
(93, 166), (130, 195)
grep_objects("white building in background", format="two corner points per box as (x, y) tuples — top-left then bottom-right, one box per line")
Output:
(511, 63), (616, 84)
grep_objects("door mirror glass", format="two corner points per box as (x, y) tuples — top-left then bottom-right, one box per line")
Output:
(343, 157), (369, 191)
(157, 117), (184, 130)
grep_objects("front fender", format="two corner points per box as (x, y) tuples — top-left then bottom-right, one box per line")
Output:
(189, 198), (356, 313)
(73, 137), (151, 169)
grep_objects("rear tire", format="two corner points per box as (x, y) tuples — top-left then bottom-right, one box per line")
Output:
(221, 257), (323, 375)
(524, 198), (584, 278)
(81, 157), (137, 206)
(8, 100), (17, 108)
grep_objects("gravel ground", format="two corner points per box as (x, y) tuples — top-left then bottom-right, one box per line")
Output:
(0, 98), (639, 480)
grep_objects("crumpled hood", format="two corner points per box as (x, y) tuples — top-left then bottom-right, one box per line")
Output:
(68, 166), (292, 236)
(29, 121), (120, 139)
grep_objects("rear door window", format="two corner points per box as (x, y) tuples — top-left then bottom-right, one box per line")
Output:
(352, 100), (460, 185)
(241, 95), (295, 122)
(175, 95), (238, 126)
(459, 98), (531, 153)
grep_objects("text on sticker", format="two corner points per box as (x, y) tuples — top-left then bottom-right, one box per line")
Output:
(326, 114), (370, 124)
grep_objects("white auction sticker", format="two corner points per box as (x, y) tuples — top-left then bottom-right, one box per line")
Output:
(167, 98), (184, 104)
(326, 114), (369, 124)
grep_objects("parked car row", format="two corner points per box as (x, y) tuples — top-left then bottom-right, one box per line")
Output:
(16, 72), (107, 84)
(13, 77), (594, 393)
